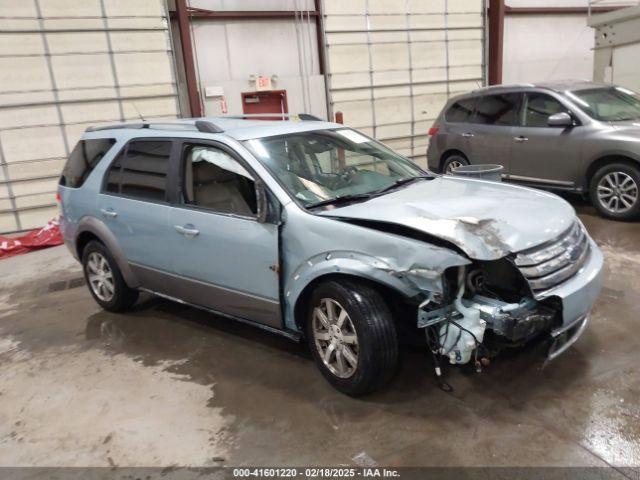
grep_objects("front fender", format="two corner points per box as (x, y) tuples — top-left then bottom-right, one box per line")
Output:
(283, 250), (468, 332)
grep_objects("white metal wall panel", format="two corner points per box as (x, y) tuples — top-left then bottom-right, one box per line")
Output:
(0, 0), (180, 233)
(322, 0), (486, 166)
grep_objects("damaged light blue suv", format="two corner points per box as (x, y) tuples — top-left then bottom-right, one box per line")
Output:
(58, 115), (603, 396)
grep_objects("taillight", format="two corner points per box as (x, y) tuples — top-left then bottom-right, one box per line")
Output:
(428, 127), (439, 136)
(55, 193), (63, 218)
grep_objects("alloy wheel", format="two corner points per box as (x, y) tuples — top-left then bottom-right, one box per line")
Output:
(86, 252), (115, 302)
(312, 298), (359, 378)
(597, 171), (639, 213)
(445, 160), (465, 174)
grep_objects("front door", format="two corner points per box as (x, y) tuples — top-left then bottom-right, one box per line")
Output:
(167, 141), (282, 328)
(98, 139), (175, 293)
(509, 92), (583, 188)
(466, 92), (522, 174)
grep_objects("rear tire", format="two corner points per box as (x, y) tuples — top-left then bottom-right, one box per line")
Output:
(306, 279), (398, 396)
(81, 240), (139, 312)
(589, 162), (640, 220)
(442, 153), (469, 175)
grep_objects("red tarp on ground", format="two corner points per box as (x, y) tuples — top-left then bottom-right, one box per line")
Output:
(0, 218), (63, 259)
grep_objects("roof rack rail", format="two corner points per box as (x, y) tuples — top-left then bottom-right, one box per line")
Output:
(195, 120), (224, 133)
(85, 120), (224, 133)
(219, 113), (323, 121)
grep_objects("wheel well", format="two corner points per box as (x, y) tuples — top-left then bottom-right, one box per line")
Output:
(586, 155), (640, 187)
(440, 149), (467, 171)
(293, 273), (413, 337)
(75, 231), (101, 259)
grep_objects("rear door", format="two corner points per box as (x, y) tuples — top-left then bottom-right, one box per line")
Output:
(435, 97), (478, 167)
(509, 91), (583, 187)
(466, 92), (523, 174)
(166, 140), (282, 328)
(98, 139), (177, 293)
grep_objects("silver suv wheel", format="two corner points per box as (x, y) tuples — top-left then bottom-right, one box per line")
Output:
(445, 159), (464, 174)
(597, 171), (639, 213)
(312, 298), (359, 379)
(86, 251), (115, 302)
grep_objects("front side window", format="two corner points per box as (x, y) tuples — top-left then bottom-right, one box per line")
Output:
(445, 98), (477, 123)
(182, 145), (257, 216)
(243, 129), (426, 208)
(567, 87), (640, 122)
(474, 93), (521, 126)
(60, 138), (115, 188)
(105, 140), (172, 202)
(523, 93), (568, 127)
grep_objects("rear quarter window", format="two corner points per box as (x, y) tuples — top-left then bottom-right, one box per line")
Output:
(445, 98), (477, 123)
(59, 138), (116, 188)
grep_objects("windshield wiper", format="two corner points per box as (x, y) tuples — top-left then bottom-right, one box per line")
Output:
(374, 175), (431, 195)
(306, 193), (374, 209)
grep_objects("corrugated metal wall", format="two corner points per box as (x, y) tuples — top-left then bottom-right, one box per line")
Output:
(0, 0), (180, 234)
(322, 0), (486, 167)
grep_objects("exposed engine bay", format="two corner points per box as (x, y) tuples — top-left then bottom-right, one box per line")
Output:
(417, 260), (560, 376)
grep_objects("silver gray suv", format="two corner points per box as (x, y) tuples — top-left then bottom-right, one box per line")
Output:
(427, 80), (640, 220)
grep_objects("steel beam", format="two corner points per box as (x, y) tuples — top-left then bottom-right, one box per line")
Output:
(488, 0), (505, 85)
(175, 0), (202, 117)
(505, 6), (622, 15)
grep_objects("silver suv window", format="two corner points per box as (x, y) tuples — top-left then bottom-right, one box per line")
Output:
(60, 138), (115, 188)
(474, 93), (521, 126)
(567, 87), (640, 122)
(105, 140), (172, 202)
(182, 144), (257, 216)
(244, 129), (424, 207)
(523, 93), (568, 127)
(445, 98), (477, 123)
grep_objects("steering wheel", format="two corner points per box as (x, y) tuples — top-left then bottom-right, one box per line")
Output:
(337, 165), (359, 183)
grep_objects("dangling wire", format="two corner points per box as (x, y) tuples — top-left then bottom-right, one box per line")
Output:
(425, 325), (453, 393)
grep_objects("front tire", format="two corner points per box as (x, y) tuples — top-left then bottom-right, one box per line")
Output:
(82, 240), (139, 312)
(306, 280), (398, 396)
(590, 163), (640, 220)
(442, 153), (469, 175)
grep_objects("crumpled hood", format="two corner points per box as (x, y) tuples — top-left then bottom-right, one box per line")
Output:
(318, 176), (577, 260)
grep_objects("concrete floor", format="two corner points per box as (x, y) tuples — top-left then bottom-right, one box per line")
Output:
(0, 202), (639, 469)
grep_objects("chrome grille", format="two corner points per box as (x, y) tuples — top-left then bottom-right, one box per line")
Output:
(514, 222), (590, 295)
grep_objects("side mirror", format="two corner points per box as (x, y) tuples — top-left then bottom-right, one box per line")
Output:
(255, 179), (268, 223)
(548, 112), (574, 128)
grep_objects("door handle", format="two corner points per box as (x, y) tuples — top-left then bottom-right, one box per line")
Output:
(100, 208), (117, 218)
(514, 136), (529, 143)
(461, 132), (474, 138)
(174, 224), (200, 238)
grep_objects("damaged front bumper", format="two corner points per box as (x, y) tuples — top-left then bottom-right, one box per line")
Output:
(547, 313), (590, 362)
(418, 237), (604, 364)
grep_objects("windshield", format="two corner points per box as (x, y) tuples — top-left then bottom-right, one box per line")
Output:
(567, 87), (640, 122)
(243, 128), (427, 207)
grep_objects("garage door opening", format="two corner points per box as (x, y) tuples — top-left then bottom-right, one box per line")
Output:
(242, 90), (288, 120)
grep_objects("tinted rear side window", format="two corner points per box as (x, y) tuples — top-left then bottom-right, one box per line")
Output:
(445, 98), (476, 122)
(105, 140), (172, 202)
(474, 93), (521, 126)
(59, 138), (115, 188)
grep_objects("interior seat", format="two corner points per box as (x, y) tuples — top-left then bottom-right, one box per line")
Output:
(189, 159), (254, 215)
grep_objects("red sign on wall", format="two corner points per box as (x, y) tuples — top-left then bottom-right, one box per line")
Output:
(256, 76), (272, 91)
